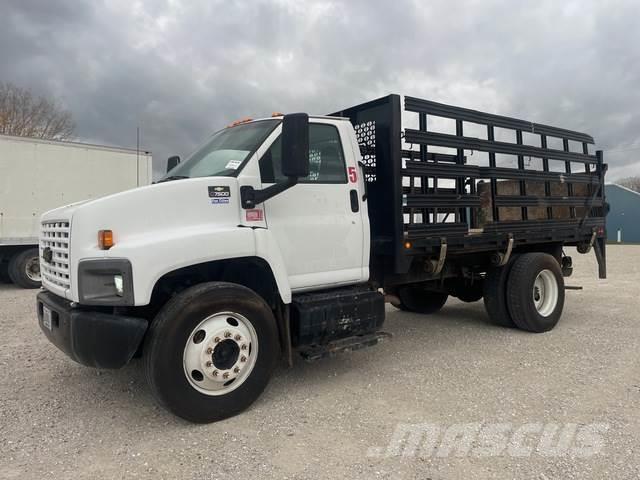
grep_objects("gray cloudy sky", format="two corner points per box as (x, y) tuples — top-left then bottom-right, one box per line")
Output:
(1, 0), (639, 179)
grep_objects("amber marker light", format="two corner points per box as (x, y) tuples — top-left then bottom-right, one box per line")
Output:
(227, 117), (253, 127)
(98, 229), (114, 250)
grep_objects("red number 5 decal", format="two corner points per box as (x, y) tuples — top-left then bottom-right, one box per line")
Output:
(348, 166), (357, 183)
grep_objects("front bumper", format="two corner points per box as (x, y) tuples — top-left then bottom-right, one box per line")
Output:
(37, 291), (148, 369)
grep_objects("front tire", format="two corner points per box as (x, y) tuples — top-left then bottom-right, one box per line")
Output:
(395, 284), (448, 314)
(506, 253), (565, 333)
(143, 282), (279, 423)
(8, 248), (41, 288)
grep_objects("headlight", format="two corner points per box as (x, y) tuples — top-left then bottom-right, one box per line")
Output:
(77, 259), (133, 305)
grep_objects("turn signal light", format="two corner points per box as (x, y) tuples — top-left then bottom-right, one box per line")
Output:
(98, 230), (114, 250)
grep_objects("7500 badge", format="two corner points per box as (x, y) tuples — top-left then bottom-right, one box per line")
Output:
(208, 185), (231, 204)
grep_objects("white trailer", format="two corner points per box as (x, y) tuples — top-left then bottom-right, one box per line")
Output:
(0, 134), (152, 288)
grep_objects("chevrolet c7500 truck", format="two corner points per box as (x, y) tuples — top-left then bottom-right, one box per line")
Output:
(36, 95), (607, 423)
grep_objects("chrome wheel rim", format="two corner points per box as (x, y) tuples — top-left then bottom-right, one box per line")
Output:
(533, 269), (558, 317)
(183, 311), (258, 396)
(26, 257), (41, 282)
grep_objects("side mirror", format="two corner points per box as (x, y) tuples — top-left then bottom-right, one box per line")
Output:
(240, 113), (309, 209)
(281, 113), (309, 178)
(166, 155), (181, 173)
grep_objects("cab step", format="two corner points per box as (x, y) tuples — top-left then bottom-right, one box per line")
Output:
(299, 331), (392, 362)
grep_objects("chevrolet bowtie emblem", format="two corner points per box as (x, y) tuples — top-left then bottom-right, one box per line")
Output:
(43, 247), (53, 264)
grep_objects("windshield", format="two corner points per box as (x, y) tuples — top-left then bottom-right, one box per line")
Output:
(163, 119), (279, 180)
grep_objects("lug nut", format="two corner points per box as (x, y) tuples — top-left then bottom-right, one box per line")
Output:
(240, 355), (247, 362)
(222, 372), (230, 379)
(214, 337), (220, 343)
(205, 361), (212, 367)
(233, 367), (240, 373)
(212, 370), (219, 377)
(241, 344), (247, 350)
(234, 334), (241, 341)
(206, 347), (213, 354)
(224, 331), (232, 338)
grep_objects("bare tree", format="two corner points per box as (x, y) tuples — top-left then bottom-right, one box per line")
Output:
(0, 82), (75, 140)
(617, 176), (640, 193)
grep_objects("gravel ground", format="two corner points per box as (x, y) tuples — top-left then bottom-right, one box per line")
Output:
(1, 245), (639, 479)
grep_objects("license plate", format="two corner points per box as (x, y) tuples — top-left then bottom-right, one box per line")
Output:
(43, 306), (53, 330)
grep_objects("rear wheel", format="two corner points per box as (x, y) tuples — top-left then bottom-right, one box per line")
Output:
(507, 253), (564, 333)
(395, 284), (448, 314)
(8, 248), (41, 289)
(483, 256), (518, 328)
(143, 282), (279, 423)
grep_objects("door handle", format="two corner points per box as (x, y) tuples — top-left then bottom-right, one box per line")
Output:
(350, 189), (359, 213)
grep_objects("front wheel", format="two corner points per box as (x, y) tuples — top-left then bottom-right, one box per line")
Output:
(506, 253), (565, 333)
(143, 282), (279, 423)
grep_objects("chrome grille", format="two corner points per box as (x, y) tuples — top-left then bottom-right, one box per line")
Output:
(40, 221), (71, 289)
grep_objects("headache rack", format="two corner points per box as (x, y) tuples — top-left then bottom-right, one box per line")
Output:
(332, 94), (607, 278)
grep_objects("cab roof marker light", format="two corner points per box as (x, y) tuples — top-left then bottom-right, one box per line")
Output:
(227, 117), (253, 128)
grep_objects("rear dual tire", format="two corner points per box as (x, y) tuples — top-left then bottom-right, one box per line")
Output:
(506, 253), (564, 333)
(483, 256), (519, 328)
(484, 253), (564, 332)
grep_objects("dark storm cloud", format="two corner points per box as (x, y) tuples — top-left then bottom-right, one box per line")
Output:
(1, 0), (639, 179)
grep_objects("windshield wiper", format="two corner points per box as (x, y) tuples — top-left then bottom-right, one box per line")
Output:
(156, 175), (189, 183)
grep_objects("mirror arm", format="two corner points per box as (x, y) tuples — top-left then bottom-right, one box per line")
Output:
(240, 177), (298, 209)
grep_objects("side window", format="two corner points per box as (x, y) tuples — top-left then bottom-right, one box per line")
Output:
(259, 124), (347, 184)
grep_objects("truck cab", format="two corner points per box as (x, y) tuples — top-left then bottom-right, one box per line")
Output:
(36, 95), (607, 423)
(37, 112), (382, 422)
(38, 114), (368, 306)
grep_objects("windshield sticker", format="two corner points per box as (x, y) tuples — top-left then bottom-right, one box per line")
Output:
(209, 185), (231, 204)
(225, 160), (242, 169)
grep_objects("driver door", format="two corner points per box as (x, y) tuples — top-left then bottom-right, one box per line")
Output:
(259, 121), (366, 291)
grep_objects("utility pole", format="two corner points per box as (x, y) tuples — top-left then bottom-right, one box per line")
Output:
(136, 126), (140, 187)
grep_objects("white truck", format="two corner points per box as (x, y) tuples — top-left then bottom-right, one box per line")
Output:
(0, 134), (152, 288)
(35, 95), (607, 423)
